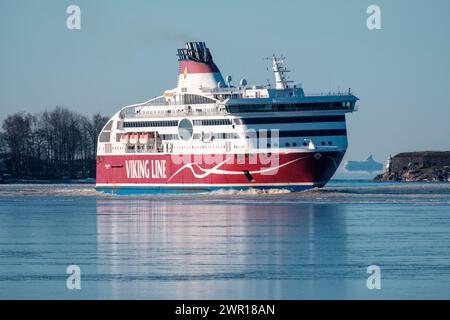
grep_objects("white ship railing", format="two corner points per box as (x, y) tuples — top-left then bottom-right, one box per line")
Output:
(120, 105), (228, 119)
(304, 90), (355, 97)
(118, 89), (357, 119)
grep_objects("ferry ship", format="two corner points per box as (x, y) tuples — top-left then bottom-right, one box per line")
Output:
(344, 155), (383, 173)
(96, 42), (358, 194)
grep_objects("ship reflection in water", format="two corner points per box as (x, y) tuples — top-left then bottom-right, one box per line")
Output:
(1, 183), (450, 299)
(96, 197), (350, 299)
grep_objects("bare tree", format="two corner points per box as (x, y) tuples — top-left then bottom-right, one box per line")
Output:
(0, 107), (108, 180)
(1, 113), (33, 177)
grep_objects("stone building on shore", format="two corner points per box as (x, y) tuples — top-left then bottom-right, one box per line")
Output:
(375, 151), (450, 182)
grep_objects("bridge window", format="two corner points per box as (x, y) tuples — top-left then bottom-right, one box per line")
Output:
(226, 102), (349, 113)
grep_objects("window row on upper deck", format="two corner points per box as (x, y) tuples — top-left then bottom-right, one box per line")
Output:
(193, 119), (232, 126)
(124, 120), (178, 128)
(225, 101), (355, 113)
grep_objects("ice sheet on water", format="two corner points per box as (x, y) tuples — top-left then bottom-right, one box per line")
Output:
(0, 184), (98, 197)
(0, 181), (449, 204)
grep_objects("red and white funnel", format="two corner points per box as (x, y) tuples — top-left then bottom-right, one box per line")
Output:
(176, 42), (225, 92)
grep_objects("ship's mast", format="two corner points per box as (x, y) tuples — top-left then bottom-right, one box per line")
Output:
(272, 55), (293, 89)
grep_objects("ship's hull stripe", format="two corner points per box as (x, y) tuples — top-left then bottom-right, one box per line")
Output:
(95, 183), (317, 194)
(96, 182), (317, 187)
(178, 60), (220, 74)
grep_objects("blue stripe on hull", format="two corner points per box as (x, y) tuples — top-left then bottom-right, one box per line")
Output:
(95, 184), (317, 195)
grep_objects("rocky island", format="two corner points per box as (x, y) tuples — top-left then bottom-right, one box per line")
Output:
(374, 151), (450, 182)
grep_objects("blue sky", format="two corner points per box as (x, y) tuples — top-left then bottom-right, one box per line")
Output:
(1, 0), (449, 165)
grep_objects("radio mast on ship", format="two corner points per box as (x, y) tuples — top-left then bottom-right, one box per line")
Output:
(272, 55), (293, 89)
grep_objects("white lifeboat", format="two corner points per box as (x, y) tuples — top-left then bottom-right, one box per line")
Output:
(139, 133), (150, 144)
(120, 133), (129, 143)
(129, 133), (139, 144)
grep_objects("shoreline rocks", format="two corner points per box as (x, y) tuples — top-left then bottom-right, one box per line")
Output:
(374, 167), (450, 182)
(375, 151), (450, 182)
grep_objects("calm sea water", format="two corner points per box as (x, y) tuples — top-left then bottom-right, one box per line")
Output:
(0, 180), (449, 299)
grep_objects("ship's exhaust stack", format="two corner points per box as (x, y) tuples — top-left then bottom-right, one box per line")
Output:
(176, 42), (225, 92)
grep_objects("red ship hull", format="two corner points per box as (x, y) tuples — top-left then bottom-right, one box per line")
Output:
(95, 151), (345, 194)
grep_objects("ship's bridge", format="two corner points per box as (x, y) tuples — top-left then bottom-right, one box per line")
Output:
(224, 92), (358, 113)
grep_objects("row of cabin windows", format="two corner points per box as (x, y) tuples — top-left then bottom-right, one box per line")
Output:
(182, 94), (216, 105)
(284, 141), (333, 147)
(193, 132), (240, 140)
(250, 129), (347, 138)
(124, 120), (178, 128)
(193, 119), (232, 126)
(226, 102), (355, 113)
(114, 129), (344, 142)
(123, 119), (232, 128)
(131, 130), (343, 141)
(159, 134), (179, 140)
(123, 115), (346, 129)
(157, 133), (241, 140)
(110, 142), (336, 152)
(107, 140), (335, 151)
(235, 115), (345, 125)
(121, 139), (336, 146)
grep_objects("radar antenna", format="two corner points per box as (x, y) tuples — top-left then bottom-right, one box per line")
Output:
(269, 55), (293, 89)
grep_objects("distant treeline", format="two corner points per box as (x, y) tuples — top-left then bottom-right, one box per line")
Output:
(0, 107), (108, 180)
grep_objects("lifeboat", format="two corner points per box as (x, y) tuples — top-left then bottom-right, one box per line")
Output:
(139, 133), (150, 144)
(120, 133), (129, 143)
(129, 133), (139, 144)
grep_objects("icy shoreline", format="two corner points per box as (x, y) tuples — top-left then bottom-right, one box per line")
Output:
(1, 178), (96, 184)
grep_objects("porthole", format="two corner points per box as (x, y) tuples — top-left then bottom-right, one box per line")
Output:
(178, 118), (193, 141)
(302, 142), (308, 146)
(293, 142), (297, 147)
(285, 143), (290, 147)
(328, 141), (332, 145)
(321, 141), (326, 146)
